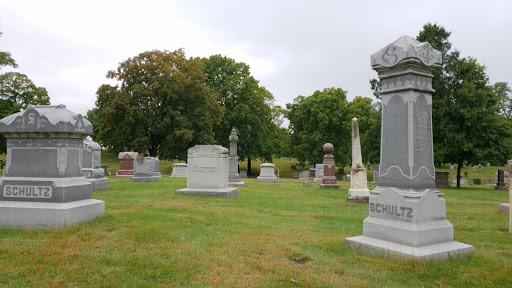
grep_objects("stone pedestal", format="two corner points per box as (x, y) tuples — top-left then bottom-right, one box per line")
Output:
(320, 143), (339, 189)
(227, 127), (244, 186)
(495, 169), (507, 190)
(154, 157), (162, 177)
(170, 163), (187, 177)
(82, 139), (108, 190)
(308, 168), (316, 180)
(345, 36), (472, 260)
(348, 118), (370, 202)
(116, 152), (139, 178)
(314, 164), (324, 183)
(176, 145), (237, 197)
(131, 157), (158, 182)
(257, 163), (277, 183)
(0, 104), (104, 229)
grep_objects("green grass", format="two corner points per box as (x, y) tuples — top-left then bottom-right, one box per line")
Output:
(0, 177), (511, 287)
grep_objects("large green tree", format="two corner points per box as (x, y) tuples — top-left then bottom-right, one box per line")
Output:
(286, 88), (377, 167)
(94, 49), (224, 159)
(0, 32), (17, 69)
(0, 72), (50, 118)
(417, 23), (512, 187)
(201, 55), (284, 174)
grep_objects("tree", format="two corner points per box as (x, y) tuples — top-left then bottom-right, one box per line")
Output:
(0, 32), (17, 69)
(417, 23), (512, 187)
(494, 82), (512, 118)
(200, 55), (283, 174)
(94, 49), (224, 159)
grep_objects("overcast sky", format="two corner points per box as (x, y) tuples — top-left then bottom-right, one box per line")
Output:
(1, 0), (511, 120)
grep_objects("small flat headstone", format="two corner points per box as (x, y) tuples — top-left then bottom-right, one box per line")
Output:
(303, 181), (312, 187)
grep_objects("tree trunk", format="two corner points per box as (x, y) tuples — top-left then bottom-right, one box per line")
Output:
(456, 161), (462, 188)
(150, 140), (158, 157)
(248, 158), (252, 176)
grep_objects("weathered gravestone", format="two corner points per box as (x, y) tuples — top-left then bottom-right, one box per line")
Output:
(495, 169), (507, 190)
(435, 172), (451, 189)
(449, 165), (454, 170)
(293, 173), (299, 179)
(257, 163), (277, 183)
(176, 145), (237, 197)
(170, 163), (187, 177)
(154, 157), (162, 177)
(110, 169), (117, 177)
(303, 181), (312, 187)
(81, 139), (108, 190)
(320, 143), (339, 189)
(299, 171), (308, 179)
(372, 165), (379, 184)
(314, 164), (324, 183)
(239, 170), (248, 178)
(0, 104), (104, 229)
(308, 168), (316, 180)
(131, 157), (158, 182)
(347, 118), (370, 202)
(345, 36), (472, 260)
(227, 128), (245, 186)
(486, 178), (494, 185)
(495, 170), (509, 188)
(116, 152), (139, 178)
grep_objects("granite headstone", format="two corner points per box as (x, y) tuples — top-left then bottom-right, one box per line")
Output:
(314, 164), (324, 183)
(257, 163), (277, 183)
(116, 152), (139, 178)
(81, 139), (108, 190)
(131, 157), (158, 182)
(170, 163), (187, 177)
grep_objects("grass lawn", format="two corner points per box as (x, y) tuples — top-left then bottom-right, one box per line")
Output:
(0, 176), (511, 287)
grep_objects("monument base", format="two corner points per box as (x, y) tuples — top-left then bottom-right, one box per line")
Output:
(345, 235), (473, 260)
(154, 172), (162, 177)
(346, 195), (369, 203)
(257, 176), (277, 183)
(228, 181), (245, 187)
(320, 183), (340, 189)
(495, 185), (508, 190)
(499, 203), (509, 213)
(130, 176), (158, 182)
(0, 199), (105, 229)
(116, 170), (133, 178)
(88, 178), (109, 190)
(176, 187), (238, 197)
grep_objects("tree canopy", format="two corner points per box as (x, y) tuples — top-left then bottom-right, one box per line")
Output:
(200, 54), (284, 173)
(94, 49), (224, 159)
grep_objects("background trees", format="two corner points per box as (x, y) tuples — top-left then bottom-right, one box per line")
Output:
(94, 49), (223, 159)
(201, 55), (283, 174)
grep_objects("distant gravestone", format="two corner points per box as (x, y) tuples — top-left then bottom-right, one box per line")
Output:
(464, 171), (468, 177)
(111, 169), (117, 177)
(495, 171), (509, 187)
(170, 163), (187, 177)
(257, 163), (277, 183)
(314, 164), (324, 183)
(293, 173), (299, 179)
(176, 145), (237, 197)
(308, 168), (316, 180)
(496, 169), (507, 190)
(227, 128), (244, 186)
(478, 164), (483, 170)
(473, 167), (477, 172)
(346, 36), (472, 260)
(154, 157), (162, 177)
(435, 172), (451, 188)
(347, 118), (370, 202)
(372, 165), (379, 184)
(117, 152), (139, 178)
(486, 163), (491, 168)
(108, 159), (113, 165)
(449, 165), (455, 170)
(131, 157), (158, 182)
(320, 143), (339, 189)
(239, 170), (248, 178)
(299, 171), (308, 179)
(81, 139), (109, 190)
(486, 178), (494, 185)
(291, 165), (297, 170)
(0, 104), (104, 229)
(100, 164), (107, 176)
(303, 181), (312, 187)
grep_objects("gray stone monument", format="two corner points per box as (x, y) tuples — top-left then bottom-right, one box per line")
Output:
(176, 145), (237, 197)
(449, 165), (454, 170)
(345, 36), (472, 260)
(154, 157), (162, 177)
(170, 163), (187, 177)
(81, 139), (108, 190)
(227, 127), (244, 186)
(347, 118), (370, 203)
(239, 170), (248, 178)
(314, 164), (324, 183)
(0, 104), (104, 229)
(257, 163), (277, 182)
(371, 165), (379, 184)
(131, 157), (158, 182)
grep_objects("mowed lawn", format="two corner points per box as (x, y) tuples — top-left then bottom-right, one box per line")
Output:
(0, 177), (511, 287)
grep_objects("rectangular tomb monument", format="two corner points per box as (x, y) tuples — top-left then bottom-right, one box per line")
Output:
(345, 36), (472, 260)
(170, 163), (187, 177)
(116, 152), (138, 178)
(81, 139), (108, 190)
(176, 145), (238, 197)
(0, 104), (104, 229)
(131, 157), (158, 182)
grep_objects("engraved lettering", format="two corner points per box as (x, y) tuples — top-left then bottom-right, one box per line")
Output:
(406, 208), (413, 218)
(3, 185), (52, 199)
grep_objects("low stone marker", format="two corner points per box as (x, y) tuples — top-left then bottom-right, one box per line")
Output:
(449, 165), (455, 170)
(170, 163), (187, 177)
(131, 157), (158, 182)
(293, 173), (299, 179)
(435, 172), (451, 189)
(111, 169), (117, 177)
(176, 145), (237, 197)
(0, 104), (104, 229)
(116, 152), (139, 178)
(486, 178), (494, 185)
(303, 181), (312, 187)
(81, 139), (108, 190)
(257, 163), (277, 183)
(314, 164), (324, 183)
(239, 170), (248, 178)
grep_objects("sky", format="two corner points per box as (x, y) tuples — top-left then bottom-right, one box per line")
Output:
(0, 0), (511, 120)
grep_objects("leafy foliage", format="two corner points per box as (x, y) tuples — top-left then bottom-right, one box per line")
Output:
(0, 32), (17, 69)
(94, 49), (223, 159)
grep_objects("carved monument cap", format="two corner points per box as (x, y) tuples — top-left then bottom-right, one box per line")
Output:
(260, 163), (275, 168)
(323, 143), (334, 154)
(83, 139), (102, 151)
(229, 127), (238, 142)
(0, 104), (92, 135)
(371, 35), (442, 68)
(187, 145), (229, 158)
(118, 152), (139, 160)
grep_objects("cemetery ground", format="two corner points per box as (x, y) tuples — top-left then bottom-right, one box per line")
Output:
(0, 174), (510, 287)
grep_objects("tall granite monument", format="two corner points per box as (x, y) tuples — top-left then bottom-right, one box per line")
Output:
(320, 143), (339, 189)
(347, 118), (370, 202)
(176, 145), (238, 197)
(345, 36), (473, 260)
(227, 127), (244, 186)
(81, 139), (109, 190)
(0, 104), (104, 228)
